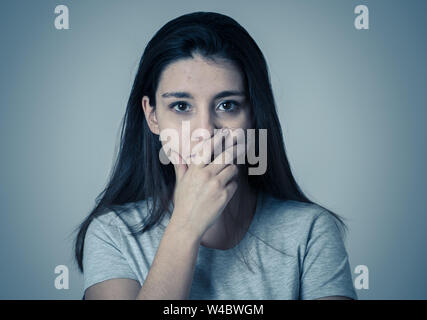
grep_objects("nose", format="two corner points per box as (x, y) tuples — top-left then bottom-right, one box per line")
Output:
(191, 108), (219, 142)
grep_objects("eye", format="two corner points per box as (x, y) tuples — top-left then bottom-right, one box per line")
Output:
(170, 101), (191, 113)
(217, 101), (240, 112)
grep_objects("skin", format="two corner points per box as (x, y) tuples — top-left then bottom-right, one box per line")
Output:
(84, 54), (352, 300)
(142, 53), (258, 249)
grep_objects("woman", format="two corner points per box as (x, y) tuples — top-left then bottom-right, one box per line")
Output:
(73, 11), (357, 300)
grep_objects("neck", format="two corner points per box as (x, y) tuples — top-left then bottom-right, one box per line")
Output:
(200, 167), (258, 250)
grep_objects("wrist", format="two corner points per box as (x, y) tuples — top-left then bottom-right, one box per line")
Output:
(167, 214), (203, 244)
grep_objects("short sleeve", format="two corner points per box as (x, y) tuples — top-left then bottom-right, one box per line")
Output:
(300, 211), (358, 300)
(82, 215), (139, 293)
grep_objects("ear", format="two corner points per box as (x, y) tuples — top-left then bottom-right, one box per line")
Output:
(141, 96), (160, 135)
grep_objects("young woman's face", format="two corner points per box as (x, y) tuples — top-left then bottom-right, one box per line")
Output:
(143, 54), (253, 162)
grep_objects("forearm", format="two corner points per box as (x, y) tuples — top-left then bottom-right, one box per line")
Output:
(135, 215), (201, 300)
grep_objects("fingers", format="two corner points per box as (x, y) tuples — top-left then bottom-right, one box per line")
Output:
(207, 128), (246, 175)
(214, 128), (246, 164)
(190, 128), (229, 167)
(216, 164), (239, 187)
(170, 149), (188, 182)
(168, 128), (245, 187)
(206, 142), (245, 176)
(191, 127), (245, 167)
(225, 179), (239, 196)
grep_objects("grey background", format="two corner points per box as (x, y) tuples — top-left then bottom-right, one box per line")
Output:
(0, 0), (426, 299)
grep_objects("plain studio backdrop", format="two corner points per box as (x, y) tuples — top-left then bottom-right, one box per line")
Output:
(0, 0), (426, 299)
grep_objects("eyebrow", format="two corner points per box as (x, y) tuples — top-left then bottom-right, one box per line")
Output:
(161, 90), (246, 100)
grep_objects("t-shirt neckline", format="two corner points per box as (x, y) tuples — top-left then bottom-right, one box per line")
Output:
(199, 190), (265, 254)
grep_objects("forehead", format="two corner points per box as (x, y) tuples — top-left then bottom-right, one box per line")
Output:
(157, 55), (245, 97)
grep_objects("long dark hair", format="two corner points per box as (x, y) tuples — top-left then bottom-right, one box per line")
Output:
(73, 11), (348, 274)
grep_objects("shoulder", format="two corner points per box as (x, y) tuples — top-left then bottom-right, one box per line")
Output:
(257, 192), (342, 247)
(258, 192), (327, 232)
(86, 197), (156, 237)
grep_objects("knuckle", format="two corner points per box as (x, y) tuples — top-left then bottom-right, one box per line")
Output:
(227, 164), (237, 175)
(220, 190), (228, 202)
(200, 170), (211, 181)
(229, 181), (237, 193)
(211, 178), (221, 189)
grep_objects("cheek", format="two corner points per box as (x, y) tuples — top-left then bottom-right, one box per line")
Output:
(156, 108), (176, 128)
(158, 126), (192, 158)
(224, 110), (253, 129)
(156, 108), (184, 134)
(157, 120), (182, 152)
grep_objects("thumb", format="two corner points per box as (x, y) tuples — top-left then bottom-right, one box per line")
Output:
(171, 150), (188, 182)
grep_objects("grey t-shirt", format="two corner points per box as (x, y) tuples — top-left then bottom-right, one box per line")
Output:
(82, 191), (357, 299)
